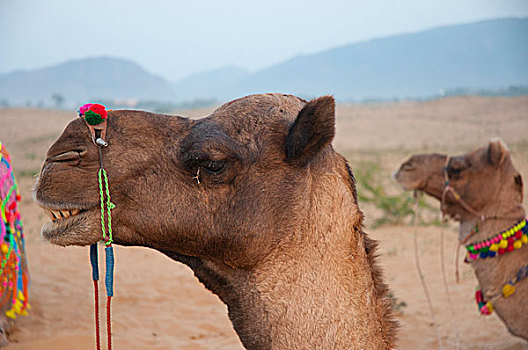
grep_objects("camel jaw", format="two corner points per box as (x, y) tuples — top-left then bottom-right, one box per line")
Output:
(36, 202), (100, 247)
(391, 170), (417, 191)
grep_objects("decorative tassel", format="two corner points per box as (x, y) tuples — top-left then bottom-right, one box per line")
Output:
(502, 283), (516, 298)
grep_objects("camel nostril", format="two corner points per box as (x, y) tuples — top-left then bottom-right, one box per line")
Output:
(48, 150), (84, 163)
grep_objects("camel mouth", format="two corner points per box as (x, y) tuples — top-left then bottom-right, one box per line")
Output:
(44, 209), (83, 222)
(395, 182), (415, 191)
(36, 202), (100, 246)
(391, 170), (414, 191)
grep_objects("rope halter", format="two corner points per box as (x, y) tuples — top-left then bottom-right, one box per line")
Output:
(78, 103), (115, 350)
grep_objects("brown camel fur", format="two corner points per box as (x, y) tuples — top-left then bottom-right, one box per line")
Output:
(394, 140), (527, 340)
(34, 94), (397, 349)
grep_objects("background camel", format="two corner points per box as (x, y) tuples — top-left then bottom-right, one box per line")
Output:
(394, 139), (528, 339)
(34, 94), (397, 349)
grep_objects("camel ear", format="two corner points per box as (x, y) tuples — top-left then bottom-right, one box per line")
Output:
(515, 174), (524, 202)
(285, 96), (335, 166)
(487, 139), (508, 166)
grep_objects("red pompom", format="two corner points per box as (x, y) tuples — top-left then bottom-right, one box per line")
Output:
(506, 245), (514, 252)
(16, 194), (21, 201)
(515, 231), (522, 240)
(475, 290), (483, 303)
(89, 104), (108, 119)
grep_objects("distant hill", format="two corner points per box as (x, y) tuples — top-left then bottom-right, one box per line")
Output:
(173, 17), (528, 101)
(0, 57), (174, 107)
(1, 17), (527, 107)
(172, 66), (250, 101)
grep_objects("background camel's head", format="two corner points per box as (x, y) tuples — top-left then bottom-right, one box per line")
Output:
(393, 153), (446, 197)
(34, 94), (339, 267)
(442, 139), (524, 218)
(395, 140), (524, 220)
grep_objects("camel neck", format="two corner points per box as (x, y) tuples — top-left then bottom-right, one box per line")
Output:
(162, 227), (394, 349)
(249, 242), (392, 349)
(458, 200), (525, 243)
(459, 205), (527, 293)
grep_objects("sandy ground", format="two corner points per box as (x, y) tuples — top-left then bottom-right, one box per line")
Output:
(0, 95), (527, 349)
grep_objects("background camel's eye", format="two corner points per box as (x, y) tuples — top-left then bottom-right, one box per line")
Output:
(402, 162), (415, 170)
(449, 167), (462, 177)
(202, 160), (226, 174)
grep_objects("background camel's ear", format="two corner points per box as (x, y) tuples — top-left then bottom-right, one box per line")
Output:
(515, 174), (524, 202)
(285, 96), (335, 166)
(487, 139), (508, 166)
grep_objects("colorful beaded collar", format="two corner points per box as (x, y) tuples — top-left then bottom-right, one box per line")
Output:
(475, 263), (528, 315)
(465, 218), (528, 261)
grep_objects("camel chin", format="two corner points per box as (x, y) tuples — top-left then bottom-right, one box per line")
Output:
(392, 169), (421, 191)
(39, 209), (100, 247)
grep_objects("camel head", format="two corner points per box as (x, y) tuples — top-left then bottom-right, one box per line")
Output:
(442, 139), (524, 220)
(394, 140), (524, 222)
(34, 94), (339, 267)
(392, 153), (446, 198)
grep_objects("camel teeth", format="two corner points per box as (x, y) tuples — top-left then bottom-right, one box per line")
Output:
(45, 211), (54, 221)
(45, 208), (81, 222)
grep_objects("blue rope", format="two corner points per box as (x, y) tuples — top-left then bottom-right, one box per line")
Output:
(105, 246), (114, 297)
(90, 244), (99, 281)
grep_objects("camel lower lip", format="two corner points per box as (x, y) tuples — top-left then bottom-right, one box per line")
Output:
(40, 210), (98, 246)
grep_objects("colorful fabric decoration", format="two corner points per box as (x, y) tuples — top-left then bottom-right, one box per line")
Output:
(465, 218), (528, 260)
(474, 264), (528, 316)
(78, 103), (108, 126)
(475, 288), (492, 315)
(0, 142), (30, 319)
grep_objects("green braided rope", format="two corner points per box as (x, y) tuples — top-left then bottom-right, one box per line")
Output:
(102, 169), (115, 245)
(98, 169), (106, 241)
(98, 168), (114, 245)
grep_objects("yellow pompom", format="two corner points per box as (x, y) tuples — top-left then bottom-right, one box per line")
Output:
(514, 240), (522, 249)
(1, 244), (8, 254)
(502, 283), (516, 298)
(19, 309), (28, 316)
(486, 301), (493, 314)
(17, 291), (25, 302)
(499, 240), (508, 249)
(13, 303), (22, 314)
(5, 309), (16, 319)
(522, 234), (528, 245)
(489, 243), (499, 252)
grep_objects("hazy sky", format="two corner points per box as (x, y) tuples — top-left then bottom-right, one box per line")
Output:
(1, 0), (527, 81)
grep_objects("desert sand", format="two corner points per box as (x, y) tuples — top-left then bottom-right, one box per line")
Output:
(0, 95), (527, 349)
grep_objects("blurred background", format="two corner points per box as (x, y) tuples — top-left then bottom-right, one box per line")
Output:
(1, 1), (527, 349)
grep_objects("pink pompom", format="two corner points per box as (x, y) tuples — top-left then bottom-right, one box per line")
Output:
(79, 103), (93, 116)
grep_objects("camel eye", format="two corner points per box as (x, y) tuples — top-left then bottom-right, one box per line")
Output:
(203, 160), (226, 174)
(449, 167), (462, 177)
(402, 162), (415, 170)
